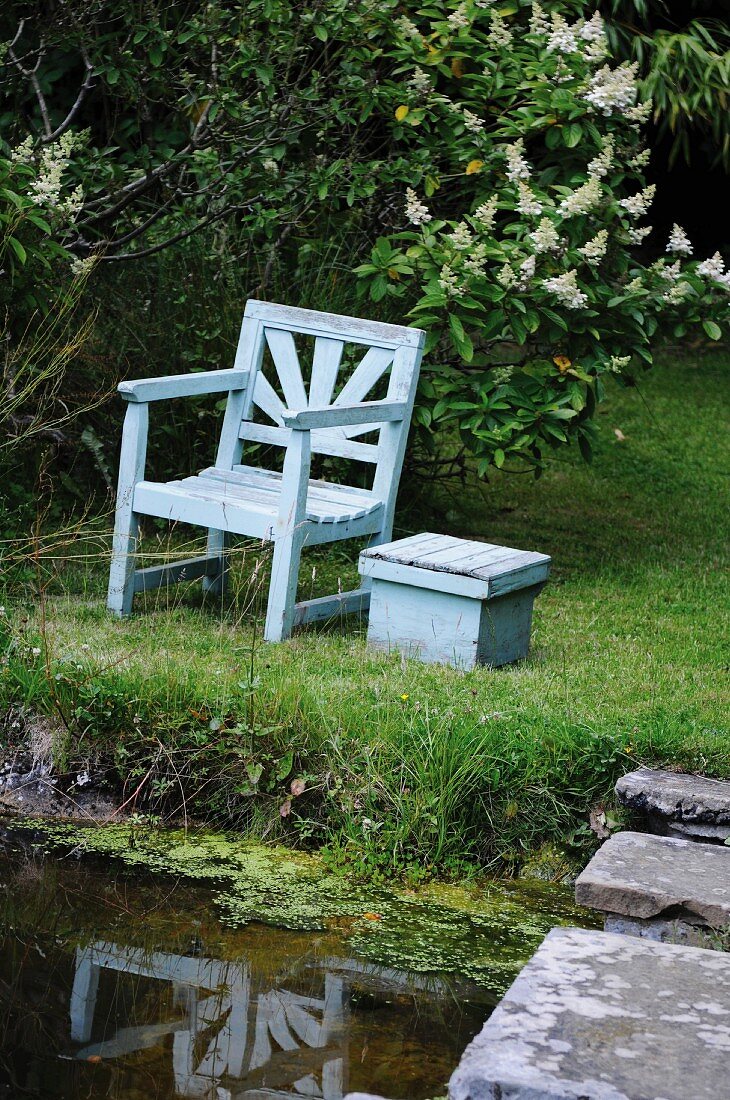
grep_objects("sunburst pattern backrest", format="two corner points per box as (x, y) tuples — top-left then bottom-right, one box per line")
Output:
(220, 301), (424, 477)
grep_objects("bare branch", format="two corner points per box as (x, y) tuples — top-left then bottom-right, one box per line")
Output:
(42, 50), (95, 144)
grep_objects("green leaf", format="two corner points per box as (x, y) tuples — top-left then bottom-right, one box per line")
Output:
(702, 320), (722, 341)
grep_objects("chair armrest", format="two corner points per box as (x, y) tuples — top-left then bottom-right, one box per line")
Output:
(118, 369), (250, 403)
(281, 400), (407, 430)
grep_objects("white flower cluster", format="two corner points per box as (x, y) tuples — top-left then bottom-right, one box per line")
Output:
(519, 255), (536, 284)
(27, 132), (83, 217)
(580, 12), (605, 43)
(583, 63), (639, 117)
(587, 136), (614, 179)
(628, 148), (651, 169)
(504, 139), (531, 182)
(666, 224), (692, 257)
(546, 13), (577, 55)
(579, 229), (608, 265)
(497, 263), (517, 288)
(529, 3), (550, 35)
(473, 196), (498, 230)
(396, 15), (421, 38)
(450, 221), (473, 249)
(516, 182), (543, 216)
(625, 277), (644, 292)
(529, 218), (560, 253)
(10, 135), (34, 163)
(609, 355), (631, 372)
(626, 100), (652, 125)
(439, 263), (465, 297)
(405, 187), (432, 225)
(492, 365), (515, 384)
(558, 177), (602, 217)
(463, 109), (484, 134)
(464, 241), (488, 278)
(628, 225), (652, 245)
(579, 12), (609, 63)
(407, 68), (432, 97)
(696, 252), (725, 281)
(488, 11), (513, 48)
(70, 255), (95, 277)
(543, 269), (588, 309)
(662, 281), (691, 305)
(262, 157), (279, 174)
(448, 2), (470, 31)
(619, 184), (656, 219)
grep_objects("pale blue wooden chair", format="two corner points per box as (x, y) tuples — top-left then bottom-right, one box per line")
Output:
(107, 301), (425, 641)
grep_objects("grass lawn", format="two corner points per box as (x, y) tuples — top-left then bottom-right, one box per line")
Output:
(2, 348), (728, 878)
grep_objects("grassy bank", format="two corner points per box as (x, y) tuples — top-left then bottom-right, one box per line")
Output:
(1, 349), (728, 878)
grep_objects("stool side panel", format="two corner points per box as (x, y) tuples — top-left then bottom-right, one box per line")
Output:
(367, 580), (483, 668)
(477, 586), (542, 666)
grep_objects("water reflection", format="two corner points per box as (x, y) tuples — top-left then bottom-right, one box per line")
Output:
(71, 941), (348, 1098)
(0, 846), (491, 1099)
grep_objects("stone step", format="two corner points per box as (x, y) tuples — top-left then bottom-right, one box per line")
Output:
(575, 830), (730, 946)
(449, 926), (730, 1100)
(616, 767), (730, 843)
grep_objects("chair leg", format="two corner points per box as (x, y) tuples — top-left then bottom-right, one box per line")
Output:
(264, 532), (304, 642)
(202, 529), (228, 597)
(107, 506), (139, 617)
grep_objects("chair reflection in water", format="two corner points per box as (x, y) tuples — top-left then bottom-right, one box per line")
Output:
(70, 941), (348, 1099)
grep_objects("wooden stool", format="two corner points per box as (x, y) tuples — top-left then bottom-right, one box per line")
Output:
(359, 532), (550, 669)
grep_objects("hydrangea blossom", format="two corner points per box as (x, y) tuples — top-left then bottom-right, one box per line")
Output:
(580, 12), (609, 63)
(628, 225), (652, 245)
(529, 218), (560, 253)
(473, 196), (498, 230)
(519, 255), (536, 283)
(407, 69), (432, 97)
(580, 12), (606, 43)
(464, 242), (488, 277)
(543, 269), (588, 309)
(666, 224), (693, 257)
(628, 148), (651, 169)
(626, 101), (653, 125)
(438, 263), (464, 297)
(579, 229), (608, 265)
(528, 3), (550, 36)
(619, 184), (656, 219)
(396, 15), (421, 38)
(609, 355), (632, 372)
(487, 12), (513, 48)
(405, 188), (432, 225)
(696, 252), (725, 281)
(587, 137), (614, 179)
(546, 13), (578, 55)
(516, 181), (543, 216)
(463, 109), (484, 134)
(583, 63), (639, 116)
(447, 3), (470, 31)
(497, 263), (517, 288)
(504, 139), (531, 182)
(450, 221), (473, 249)
(558, 177), (602, 217)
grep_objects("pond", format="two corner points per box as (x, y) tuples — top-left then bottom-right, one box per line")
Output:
(0, 821), (595, 1099)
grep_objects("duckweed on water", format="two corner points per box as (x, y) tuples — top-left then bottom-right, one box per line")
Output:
(3, 817), (598, 993)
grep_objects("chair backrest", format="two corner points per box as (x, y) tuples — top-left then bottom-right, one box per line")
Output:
(214, 301), (425, 503)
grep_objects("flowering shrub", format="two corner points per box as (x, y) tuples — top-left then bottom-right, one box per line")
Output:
(357, 1), (729, 472)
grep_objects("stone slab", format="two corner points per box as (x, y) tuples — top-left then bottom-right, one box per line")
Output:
(604, 914), (724, 950)
(449, 926), (730, 1100)
(616, 768), (730, 838)
(574, 831), (730, 927)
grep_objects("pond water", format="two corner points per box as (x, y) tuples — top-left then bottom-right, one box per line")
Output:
(0, 823), (595, 1100)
